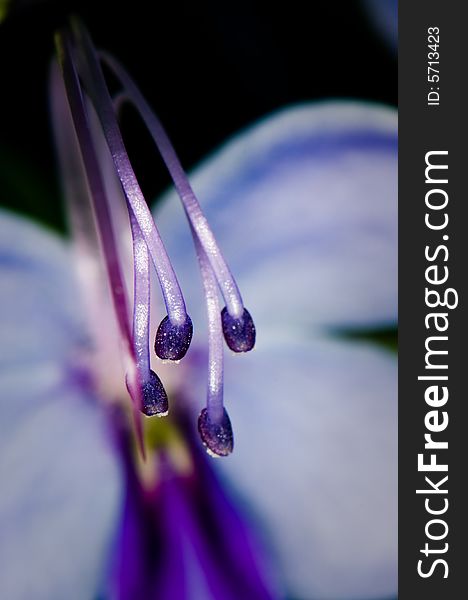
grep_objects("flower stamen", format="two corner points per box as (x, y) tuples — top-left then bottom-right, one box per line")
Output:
(69, 18), (193, 360)
(54, 19), (257, 457)
(193, 233), (233, 456)
(53, 31), (149, 456)
(128, 211), (168, 416)
(97, 51), (256, 353)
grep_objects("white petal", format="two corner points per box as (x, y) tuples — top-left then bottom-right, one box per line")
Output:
(0, 210), (123, 599)
(212, 338), (397, 600)
(0, 209), (86, 366)
(0, 371), (122, 600)
(154, 102), (397, 336)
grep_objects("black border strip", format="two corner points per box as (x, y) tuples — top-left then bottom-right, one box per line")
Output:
(399, 2), (468, 597)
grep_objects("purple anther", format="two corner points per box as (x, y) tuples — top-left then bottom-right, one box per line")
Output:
(141, 370), (169, 417)
(221, 307), (256, 353)
(198, 407), (233, 457)
(154, 315), (193, 361)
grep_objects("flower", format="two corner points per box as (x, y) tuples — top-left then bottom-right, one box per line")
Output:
(0, 21), (397, 600)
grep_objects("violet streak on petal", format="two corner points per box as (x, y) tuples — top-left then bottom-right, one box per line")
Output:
(188, 445), (278, 599)
(106, 417), (163, 600)
(109, 426), (276, 599)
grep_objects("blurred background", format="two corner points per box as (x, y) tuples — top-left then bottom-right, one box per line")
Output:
(0, 0), (396, 231)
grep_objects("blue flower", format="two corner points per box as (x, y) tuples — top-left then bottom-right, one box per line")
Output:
(0, 22), (396, 600)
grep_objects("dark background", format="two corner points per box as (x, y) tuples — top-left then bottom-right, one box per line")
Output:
(0, 0), (396, 231)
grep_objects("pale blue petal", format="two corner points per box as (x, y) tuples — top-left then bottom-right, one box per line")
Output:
(153, 103), (396, 598)
(0, 374), (122, 600)
(155, 102), (397, 337)
(0, 211), (123, 599)
(210, 338), (397, 600)
(0, 209), (87, 366)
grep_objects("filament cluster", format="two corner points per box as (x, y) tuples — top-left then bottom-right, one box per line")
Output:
(52, 18), (256, 456)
